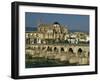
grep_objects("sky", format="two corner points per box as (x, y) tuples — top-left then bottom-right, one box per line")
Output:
(25, 12), (89, 32)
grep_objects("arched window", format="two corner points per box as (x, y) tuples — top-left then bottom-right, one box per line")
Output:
(34, 39), (37, 44)
(33, 47), (36, 50)
(33, 47), (37, 50)
(38, 46), (40, 50)
(26, 38), (30, 44)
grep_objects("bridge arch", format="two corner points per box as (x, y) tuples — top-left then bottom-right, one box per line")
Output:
(47, 46), (52, 51)
(77, 48), (83, 55)
(61, 47), (64, 52)
(33, 47), (36, 50)
(42, 46), (46, 50)
(68, 48), (74, 54)
(54, 47), (59, 52)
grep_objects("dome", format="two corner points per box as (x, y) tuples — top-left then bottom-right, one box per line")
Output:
(53, 22), (60, 25)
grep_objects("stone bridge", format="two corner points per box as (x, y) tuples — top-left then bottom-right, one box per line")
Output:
(26, 44), (89, 56)
(26, 44), (89, 64)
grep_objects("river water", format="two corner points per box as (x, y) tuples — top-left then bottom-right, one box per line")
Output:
(25, 57), (78, 68)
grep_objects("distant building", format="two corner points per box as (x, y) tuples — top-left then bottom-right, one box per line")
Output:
(26, 22), (89, 44)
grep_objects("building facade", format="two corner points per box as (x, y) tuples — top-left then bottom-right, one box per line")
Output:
(26, 22), (89, 45)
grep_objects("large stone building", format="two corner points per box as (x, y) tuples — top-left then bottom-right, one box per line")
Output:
(26, 22), (89, 45)
(25, 22), (89, 65)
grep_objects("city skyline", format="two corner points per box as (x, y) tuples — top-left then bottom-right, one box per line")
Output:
(25, 12), (89, 32)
